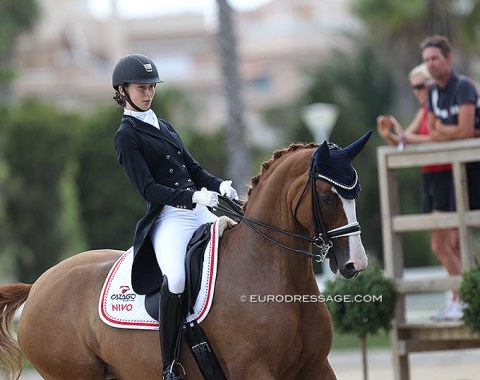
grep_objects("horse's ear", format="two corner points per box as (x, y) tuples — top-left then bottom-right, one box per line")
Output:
(314, 140), (331, 164)
(344, 130), (372, 160)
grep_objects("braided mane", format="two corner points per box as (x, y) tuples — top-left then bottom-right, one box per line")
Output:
(242, 142), (317, 211)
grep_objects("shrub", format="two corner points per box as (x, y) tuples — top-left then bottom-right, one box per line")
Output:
(324, 266), (398, 338)
(459, 265), (480, 334)
(323, 266), (398, 380)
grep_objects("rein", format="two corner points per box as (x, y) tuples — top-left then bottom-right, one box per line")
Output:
(216, 171), (361, 263)
(215, 198), (324, 261)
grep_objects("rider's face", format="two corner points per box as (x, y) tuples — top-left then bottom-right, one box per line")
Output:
(121, 83), (156, 111)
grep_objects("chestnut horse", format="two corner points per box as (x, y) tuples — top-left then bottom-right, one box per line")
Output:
(0, 133), (370, 380)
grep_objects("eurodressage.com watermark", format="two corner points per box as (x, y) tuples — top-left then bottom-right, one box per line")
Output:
(240, 294), (383, 303)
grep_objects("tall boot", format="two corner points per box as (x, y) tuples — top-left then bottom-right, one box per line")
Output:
(159, 276), (187, 380)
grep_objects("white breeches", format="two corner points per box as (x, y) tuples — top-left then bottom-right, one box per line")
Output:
(150, 204), (218, 294)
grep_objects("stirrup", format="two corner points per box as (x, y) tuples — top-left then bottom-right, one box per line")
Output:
(164, 361), (187, 380)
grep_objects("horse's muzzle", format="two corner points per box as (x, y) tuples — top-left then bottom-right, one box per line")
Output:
(339, 262), (363, 279)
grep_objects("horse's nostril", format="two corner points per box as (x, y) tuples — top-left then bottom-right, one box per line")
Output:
(341, 263), (359, 279)
(345, 262), (355, 271)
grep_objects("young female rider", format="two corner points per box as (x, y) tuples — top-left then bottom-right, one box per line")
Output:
(112, 54), (239, 380)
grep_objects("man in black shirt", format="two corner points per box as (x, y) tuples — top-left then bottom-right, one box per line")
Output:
(420, 35), (480, 321)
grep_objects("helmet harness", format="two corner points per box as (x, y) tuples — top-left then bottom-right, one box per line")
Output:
(112, 54), (163, 112)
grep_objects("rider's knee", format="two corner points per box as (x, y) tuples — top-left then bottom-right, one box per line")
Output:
(165, 273), (185, 294)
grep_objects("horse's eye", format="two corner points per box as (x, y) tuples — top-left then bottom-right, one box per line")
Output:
(320, 196), (336, 208)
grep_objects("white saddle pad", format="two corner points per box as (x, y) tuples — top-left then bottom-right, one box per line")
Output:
(99, 220), (221, 330)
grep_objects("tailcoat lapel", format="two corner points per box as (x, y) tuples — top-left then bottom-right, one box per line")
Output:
(127, 116), (182, 151)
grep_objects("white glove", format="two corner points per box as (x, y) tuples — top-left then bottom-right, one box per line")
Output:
(192, 187), (219, 207)
(219, 180), (239, 200)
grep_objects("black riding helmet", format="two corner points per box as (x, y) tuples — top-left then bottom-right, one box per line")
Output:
(112, 54), (163, 111)
(112, 54), (163, 89)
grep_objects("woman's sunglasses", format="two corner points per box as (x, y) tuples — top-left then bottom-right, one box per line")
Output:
(412, 83), (426, 91)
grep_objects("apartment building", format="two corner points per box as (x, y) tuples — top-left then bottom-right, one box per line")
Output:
(13, 0), (362, 138)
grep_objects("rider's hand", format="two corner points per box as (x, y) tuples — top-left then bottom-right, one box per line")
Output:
(192, 188), (219, 207)
(219, 180), (239, 200)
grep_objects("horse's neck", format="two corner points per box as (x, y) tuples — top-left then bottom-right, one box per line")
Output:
(223, 150), (317, 290)
(222, 203), (315, 292)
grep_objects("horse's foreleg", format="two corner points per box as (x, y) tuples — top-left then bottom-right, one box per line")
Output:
(319, 359), (337, 380)
(229, 370), (277, 380)
(296, 359), (337, 380)
(223, 359), (279, 380)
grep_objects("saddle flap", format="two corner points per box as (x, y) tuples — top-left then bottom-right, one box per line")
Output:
(185, 223), (213, 313)
(144, 222), (213, 321)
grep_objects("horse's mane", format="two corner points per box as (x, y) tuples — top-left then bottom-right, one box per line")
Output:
(242, 142), (317, 211)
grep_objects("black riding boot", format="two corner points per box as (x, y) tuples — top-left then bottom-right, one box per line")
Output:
(159, 276), (187, 380)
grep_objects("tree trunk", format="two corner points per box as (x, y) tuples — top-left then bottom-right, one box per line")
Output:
(216, 0), (251, 196)
(360, 334), (369, 380)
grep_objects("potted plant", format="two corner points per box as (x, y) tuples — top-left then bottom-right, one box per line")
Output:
(323, 266), (398, 380)
(459, 265), (480, 334)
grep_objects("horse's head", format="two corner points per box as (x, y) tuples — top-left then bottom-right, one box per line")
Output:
(291, 131), (372, 279)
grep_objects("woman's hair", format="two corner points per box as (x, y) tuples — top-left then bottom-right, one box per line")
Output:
(408, 63), (431, 82)
(113, 87), (127, 108)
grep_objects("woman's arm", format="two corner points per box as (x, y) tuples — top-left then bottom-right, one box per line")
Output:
(377, 107), (426, 146)
(114, 128), (195, 209)
(404, 108), (424, 134)
(377, 115), (401, 145)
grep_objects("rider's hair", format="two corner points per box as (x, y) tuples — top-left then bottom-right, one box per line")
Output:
(113, 89), (127, 108)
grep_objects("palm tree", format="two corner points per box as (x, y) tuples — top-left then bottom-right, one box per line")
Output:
(216, 0), (251, 196)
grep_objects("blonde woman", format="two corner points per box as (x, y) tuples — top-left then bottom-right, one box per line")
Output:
(377, 63), (461, 322)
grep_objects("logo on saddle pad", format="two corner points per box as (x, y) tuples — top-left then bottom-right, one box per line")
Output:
(99, 220), (223, 330)
(119, 285), (130, 294)
(110, 288), (136, 302)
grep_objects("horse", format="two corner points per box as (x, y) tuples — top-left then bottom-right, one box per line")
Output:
(0, 132), (371, 380)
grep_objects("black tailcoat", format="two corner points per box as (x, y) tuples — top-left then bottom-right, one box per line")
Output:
(114, 115), (223, 294)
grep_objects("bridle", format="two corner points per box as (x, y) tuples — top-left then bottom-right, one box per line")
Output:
(215, 155), (361, 263)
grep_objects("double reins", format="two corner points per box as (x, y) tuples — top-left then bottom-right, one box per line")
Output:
(215, 160), (361, 262)
(216, 196), (323, 261)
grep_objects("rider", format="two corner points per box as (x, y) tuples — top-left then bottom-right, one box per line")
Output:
(112, 54), (239, 380)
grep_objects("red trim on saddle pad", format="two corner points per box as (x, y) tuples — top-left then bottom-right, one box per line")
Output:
(98, 221), (220, 330)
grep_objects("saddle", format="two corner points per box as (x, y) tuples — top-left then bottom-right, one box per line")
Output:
(144, 221), (228, 380)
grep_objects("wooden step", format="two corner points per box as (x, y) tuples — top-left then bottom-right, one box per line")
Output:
(395, 276), (462, 293)
(395, 322), (480, 353)
(391, 211), (480, 232)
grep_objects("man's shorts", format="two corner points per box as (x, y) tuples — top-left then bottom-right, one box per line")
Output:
(467, 162), (480, 210)
(422, 163), (480, 212)
(421, 170), (454, 213)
